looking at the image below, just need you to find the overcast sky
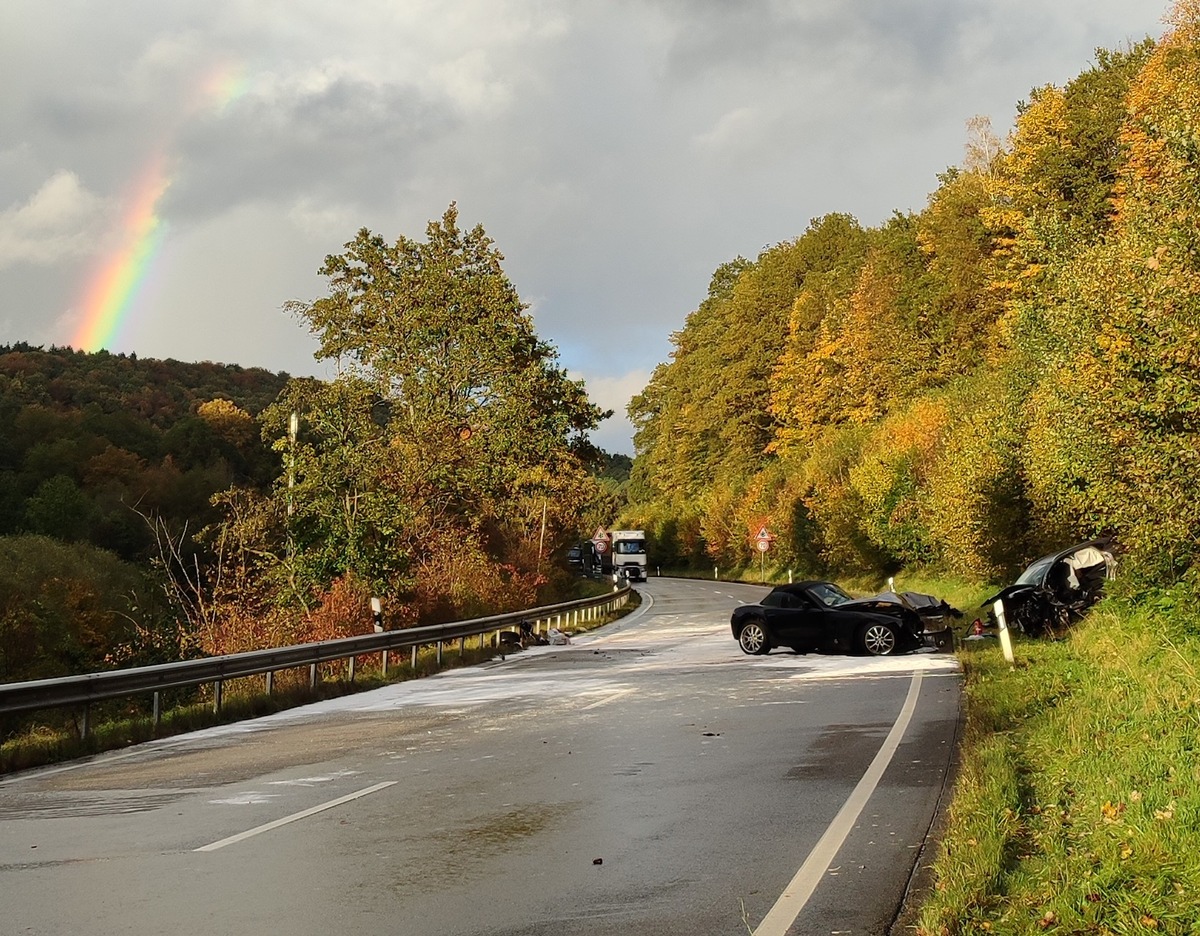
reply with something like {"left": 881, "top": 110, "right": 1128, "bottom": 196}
{"left": 0, "top": 1, "right": 1167, "bottom": 454}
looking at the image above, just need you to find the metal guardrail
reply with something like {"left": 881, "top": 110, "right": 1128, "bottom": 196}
{"left": 0, "top": 585, "right": 632, "bottom": 732}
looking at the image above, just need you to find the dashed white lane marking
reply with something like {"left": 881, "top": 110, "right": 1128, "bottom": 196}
{"left": 195, "top": 781, "right": 397, "bottom": 852}
{"left": 752, "top": 673, "right": 924, "bottom": 936}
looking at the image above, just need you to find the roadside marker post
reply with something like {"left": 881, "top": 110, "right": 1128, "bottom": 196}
{"left": 993, "top": 599, "right": 1015, "bottom": 664}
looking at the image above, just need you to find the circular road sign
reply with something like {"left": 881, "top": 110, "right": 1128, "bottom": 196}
{"left": 756, "top": 538, "right": 770, "bottom": 552}
{"left": 593, "top": 539, "right": 609, "bottom": 554}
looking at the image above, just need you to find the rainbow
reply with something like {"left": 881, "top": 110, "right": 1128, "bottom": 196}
{"left": 71, "top": 63, "right": 248, "bottom": 353}
{"left": 72, "top": 155, "right": 171, "bottom": 352}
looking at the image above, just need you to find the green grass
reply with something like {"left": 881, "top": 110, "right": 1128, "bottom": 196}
{"left": 1, "top": 594, "right": 636, "bottom": 776}
{"left": 915, "top": 592, "right": 1200, "bottom": 935}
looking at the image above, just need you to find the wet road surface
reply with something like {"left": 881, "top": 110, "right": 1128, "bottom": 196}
{"left": 0, "top": 577, "right": 960, "bottom": 935}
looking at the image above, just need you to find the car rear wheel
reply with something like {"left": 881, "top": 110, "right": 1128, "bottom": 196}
{"left": 859, "top": 622, "right": 898, "bottom": 656}
{"left": 738, "top": 621, "right": 770, "bottom": 655}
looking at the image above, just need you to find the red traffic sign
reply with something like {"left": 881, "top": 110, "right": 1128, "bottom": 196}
{"left": 755, "top": 525, "right": 772, "bottom": 541}
{"left": 756, "top": 538, "right": 771, "bottom": 552}
{"left": 593, "top": 538, "right": 608, "bottom": 554}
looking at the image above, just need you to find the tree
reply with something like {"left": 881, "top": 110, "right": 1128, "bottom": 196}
{"left": 270, "top": 204, "right": 608, "bottom": 604}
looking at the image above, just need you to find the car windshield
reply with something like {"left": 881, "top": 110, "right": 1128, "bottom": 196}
{"left": 809, "top": 583, "right": 853, "bottom": 607}
{"left": 1015, "top": 555, "right": 1057, "bottom": 586}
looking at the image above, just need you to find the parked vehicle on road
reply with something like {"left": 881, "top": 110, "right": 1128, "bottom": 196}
{"left": 731, "top": 581, "right": 956, "bottom": 656}
{"left": 983, "top": 539, "right": 1115, "bottom": 637}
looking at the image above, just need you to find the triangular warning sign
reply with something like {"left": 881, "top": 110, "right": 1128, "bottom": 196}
{"left": 755, "top": 526, "right": 771, "bottom": 540}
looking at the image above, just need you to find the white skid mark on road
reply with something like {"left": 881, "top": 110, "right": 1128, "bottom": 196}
{"left": 208, "top": 792, "right": 279, "bottom": 806}
{"left": 580, "top": 688, "right": 636, "bottom": 710}
{"left": 268, "top": 769, "right": 361, "bottom": 787}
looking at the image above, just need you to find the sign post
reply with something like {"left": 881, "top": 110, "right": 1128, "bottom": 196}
{"left": 591, "top": 527, "right": 610, "bottom": 573}
{"left": 755, "top": 526, "right": 772, "bottom": 582}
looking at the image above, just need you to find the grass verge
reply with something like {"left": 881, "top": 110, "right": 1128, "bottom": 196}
{"left": 914, "top": 587, "right": 1200, "bottom": 934}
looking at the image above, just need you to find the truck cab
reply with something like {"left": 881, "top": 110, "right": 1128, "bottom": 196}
{"left": 610, "top": 530, "right": 647, "bottom": 581}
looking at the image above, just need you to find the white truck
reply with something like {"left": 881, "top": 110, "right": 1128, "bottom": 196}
{"left": 610, "top": 530, "right": 648, "bottom": 581}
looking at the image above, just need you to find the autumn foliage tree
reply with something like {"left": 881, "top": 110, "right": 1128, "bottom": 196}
{"left": 626, "top": 12, "right": 1195, "bottom": 589}
{"left": 207, "top": 204, "right": 610, "bottom": 634}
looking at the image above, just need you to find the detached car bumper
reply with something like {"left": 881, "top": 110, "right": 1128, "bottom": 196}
{"left": 920, "top": 627, "right": 954, "bottom": 651}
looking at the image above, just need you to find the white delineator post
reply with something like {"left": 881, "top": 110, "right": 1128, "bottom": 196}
{"left": 993, "top": 599, "right": 1015, "bottom": 664}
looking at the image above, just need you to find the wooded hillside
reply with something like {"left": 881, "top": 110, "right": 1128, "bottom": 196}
{"left": 627, "top": 11, "right": 1195, "bottom": 592}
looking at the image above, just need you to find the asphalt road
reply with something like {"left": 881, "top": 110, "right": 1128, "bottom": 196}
{"left": 0, "top": 576, "right": 961, "bottom": 936}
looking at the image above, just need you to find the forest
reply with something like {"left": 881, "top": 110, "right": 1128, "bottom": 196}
{"left": 625, "top": 9, "right": 1199, "bottom": 598}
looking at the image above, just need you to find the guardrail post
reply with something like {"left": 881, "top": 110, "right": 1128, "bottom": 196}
{"left": 411, "top": 645, "right": 418, "bottom": 669}
{"left": 213, "top": 680, "right": 223, "bottom": 714}
{"left": 459, "top": 637, "right": 465, "bottom": 656}
{"left": 152, "top": 691, "right": 161, "bottom": 730}
{"left": 266, "top": 671, "right": 274, "bottom": 696}
{"left": 436, "top": 641, "right": 443, "bottom": 666}
{"left": 382, "top": 650, "right": 389, "bottom": 678}
{"left": 309, "top": 664, "right": 318, "bottom": 690}
{"left": 80, "top": 704, "right": 90, "bottom": 739}
{"left": 349, "top": 655, "right": 356, "bottom": 683}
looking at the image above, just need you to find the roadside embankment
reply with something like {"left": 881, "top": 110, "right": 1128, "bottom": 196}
{"left": 915, "top": 586, "right": 1200, "bottom": 934}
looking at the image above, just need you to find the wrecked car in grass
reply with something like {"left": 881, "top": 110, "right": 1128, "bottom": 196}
{"left": 731, "top": 581, "right": 958, "bottom": 657}
{"left": 984, "top": 539, "right": 1115, "bottom": 637}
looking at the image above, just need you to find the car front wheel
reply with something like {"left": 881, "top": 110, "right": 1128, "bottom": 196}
{"left": 859, "top": 622, "right": 898, "bottom": 656}
{"left": 738, "top": 621, "right": 770, "bottom": 655}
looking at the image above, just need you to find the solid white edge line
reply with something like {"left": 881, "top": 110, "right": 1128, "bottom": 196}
{"left": 625, "top": 589, "right": 654, "bottom": 622}
{"left": 195, "top": 780, "right": 397, "bottom": 852}
{"left": 752, "top": 673, "right": 924, "bottom": 936}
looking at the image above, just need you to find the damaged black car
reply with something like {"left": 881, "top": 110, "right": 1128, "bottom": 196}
{"left": 731, "top": 581, "right": 958, "bottom": 657}
{"left": 984, "top": 539, "right": 1115, "bottom": 637}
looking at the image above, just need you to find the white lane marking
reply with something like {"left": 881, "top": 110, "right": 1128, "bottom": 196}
{"left": 195, "top": 781, "right": 397, "bottom": 852}
{"left": 753, "top": 674, "right": 924, "bottom": 936}
{"left": 580, "top": 688, "right": 635, "bottom": 710}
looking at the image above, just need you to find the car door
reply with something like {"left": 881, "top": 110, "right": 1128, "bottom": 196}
{"left": 772, "top": 591, "right": 823, "bottom": 650}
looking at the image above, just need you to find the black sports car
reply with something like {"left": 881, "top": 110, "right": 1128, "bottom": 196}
{"left": 983, "top": 539, "right": 1115, "bottom": 637}
{"left": 730, "top": 581, "right": 956, "bottom": 656}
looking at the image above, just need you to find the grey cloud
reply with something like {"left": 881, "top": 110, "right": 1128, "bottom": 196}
{"left": 166, "top": 77, "right": 458, "bottom": 222}
{"left": 0, "top": 0, "right": 1171, "bottom": 455}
